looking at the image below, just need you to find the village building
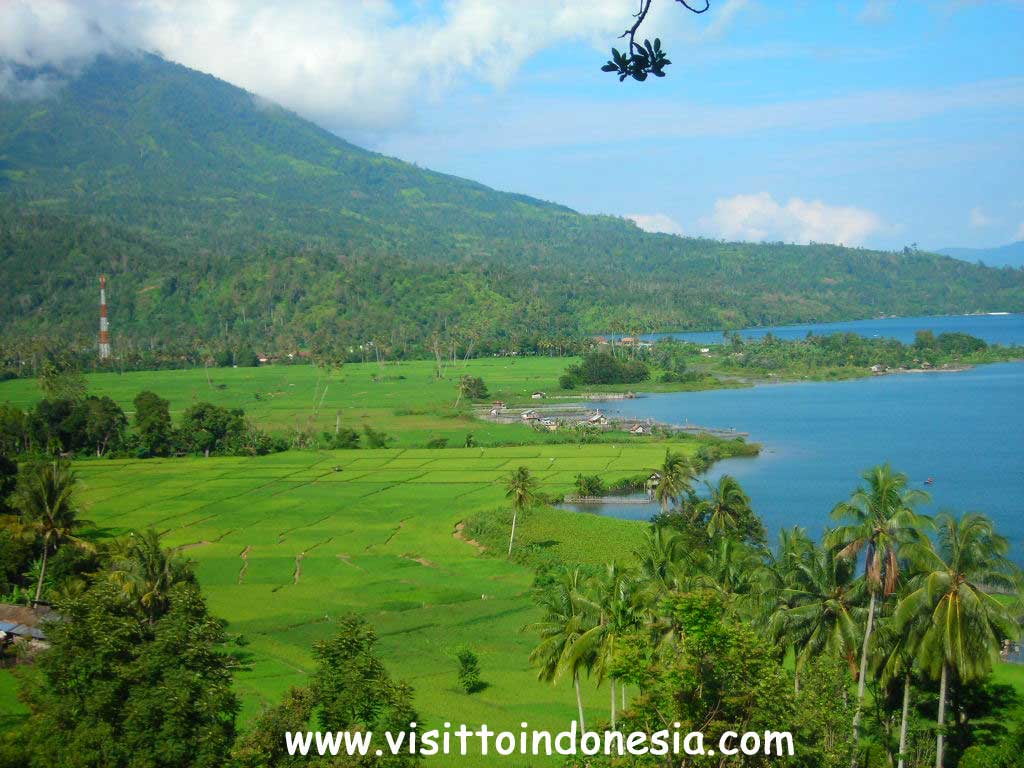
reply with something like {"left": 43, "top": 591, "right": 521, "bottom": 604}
{"left": 587, "top": 410, "right": 609, "bottom": 426}
{"left": 0, "top": 603, "right": 60, "bottom": 660}
{"left": 630, "top": 423, "right": 651, "bottom": 435}
{"left": 531, "top": 391, "right": 547, "bottom": 399}
{"left": 521, "top": 409, "right": 540, "bottom": 421}
{"left": 538, "top": 418, "right": 558, "bottom": 431}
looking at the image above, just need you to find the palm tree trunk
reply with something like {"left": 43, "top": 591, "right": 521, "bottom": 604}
{"left": 610, "top": 679, "right": 616, "bottom": 730}
{"left": 574, "top": 671, "right": 586, "bottom": 732}
{"left": 935, "top": 662, "right": 947, "bottom": 768}
{"left": 897, "top": 671, "right": 911, "bottom": 768}
{"left": 33, "top": 544, "right": 49, "bottom": 604}
{"left": 851, "top": 589, "right": 877, "bottom": 766}
{"left": 507, "top": 510, "right": 518, "bottom": 556}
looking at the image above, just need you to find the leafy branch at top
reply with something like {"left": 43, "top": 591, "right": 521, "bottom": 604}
{"left": 602, "top": 0, "right": 710, "bottom": 82}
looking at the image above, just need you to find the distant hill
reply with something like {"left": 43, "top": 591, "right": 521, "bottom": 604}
{"left": 938, "top": 242, "right": 1024, "bottom": 269}
{"left": 1, "top": 53, "right": 1023, "bottom": 356}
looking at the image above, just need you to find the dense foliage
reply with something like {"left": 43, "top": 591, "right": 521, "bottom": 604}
{"left": 2, "top": 54, "right": 1022, "bottom": 360}
{"left": 510, "top": 458, "right": 1024, "bottom": 768}
{"left": 561, "top": 352, "right": 650, "bottom": 388}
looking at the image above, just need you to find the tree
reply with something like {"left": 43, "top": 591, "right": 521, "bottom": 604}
{"left": 107, "top": 528, "right": 195, "bottom": 624}
{"left": 770, "top": 541, "right": 862, "bottom": 691}
{"left": 827, "top": 463, "right": 930, "bottom": 759}
{"left": 133, "top": 390, "right": 174, "bottom": 457}
{"left": 308, "top": 614, "right": 420, "bottom": 766}
{"left": 180, "top": 403, "right": 246, "bottom": 457}
{"left": 457, "top": 375, "right": 489, "bottom": 403}
{"left": 38, "top": 359, "right": 86, "bottom": 402}
{"left": 362, "top": 424, "right": 392, "bottom": 449}
{"left": 563, "top": 564, "right": 642, "bottom": 729}
{"left": 456, "top": 647, "right": 484, "bottom": 693}
{"left": 652, "top": 448, "right": 693, "bottom": 513}
{"left": 602, "top": 1, "right": 710, "bottom": 82}
{"left": 696, "top": 474, "right": 764, "bottom": 544}
{"left": 231, "top": 687, "right": 314, "bottom": 768}
{"left": 504, "top": 465, "right": 539, "bottom": 556}
{"left": 526, "top": 567, "right": 593, "bottom": 730}
{"left": 15, "top": 580, "right": 238, "bottom": 768}
{"left": 896, "top": 513, "right": 1021, "bottom": 768}
{"left": 8, "top": 461, "right": 94, "bottom": 604}
{"left": 80, "top": 395, "right": 127, "bottom": 456}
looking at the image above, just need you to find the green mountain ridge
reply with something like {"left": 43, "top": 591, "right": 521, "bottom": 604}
{"left": 1, "top": 52, "right": 1022, "bottom": 357}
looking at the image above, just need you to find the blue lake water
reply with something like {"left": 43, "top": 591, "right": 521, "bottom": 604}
{"left": 584, "top": 322, "right": 1024, "bottom": 557}
{"left": 645, "top": 312, "right": 1024, "bottom": 347}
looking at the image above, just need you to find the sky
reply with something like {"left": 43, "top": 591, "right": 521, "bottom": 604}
{"left": 1, "top": 0, "right": 1023, "bottom": 251}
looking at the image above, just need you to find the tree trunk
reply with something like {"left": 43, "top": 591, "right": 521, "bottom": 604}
{"left": 851, "top": 589, "right": 877, "bottom": 766}
{"left": 621, "top": 681, "right": 626, "bottom": 712}
{"left": 935, "top": 662, "right": 947, "bottom": 768}
{"left": 574, "top": 671, "right": 586, "bottom": 732}
{"left": 507, "top": 509, "right": 518, "bottom": 556}
{"left": 33, "top": 544, "right": 49, "bottom": 604}
{"left": 610, "top": 679, "right": 617, "bottom": 730}
{"left": 897, "top": 671, "right": 911, "bottom": 768}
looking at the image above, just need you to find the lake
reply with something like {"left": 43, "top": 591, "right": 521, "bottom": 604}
{"left": 583, "top": 316, "right": 1024, "bottom": 557}
{"left": 645, "top": 312, "right": 1024, "bottom": 347}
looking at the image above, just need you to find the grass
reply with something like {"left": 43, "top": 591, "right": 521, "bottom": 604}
{"left": 2, "top": 362, "right": 1021, "bottom": 764}
{"left": 0, "top": 442, "right": 690, "bottom": 766}
{"left": 0, "top": 358, "right": 581, "bottom": 433}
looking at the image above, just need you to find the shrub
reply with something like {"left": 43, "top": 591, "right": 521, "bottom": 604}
{"left": 456, "top": 647, "right": 483, "bottom": 693}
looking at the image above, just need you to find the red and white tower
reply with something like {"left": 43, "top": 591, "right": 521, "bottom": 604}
{"left": 98, "top": 276, "right": 111, "bottom": 359}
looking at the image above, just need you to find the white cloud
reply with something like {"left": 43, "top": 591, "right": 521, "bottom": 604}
{"left": 0, "top": 0, "right": 737, "bottom": 131}
{"left": 1015, "top": 222, "right": 1024, "bottom": 241}
{"left": 627, "top": 213, "right": 684, "bottom": 236}
{"left": 703, "top": 192, "right": 882, "bottom": 246}
{"left": 968, "top": 206, "right": 995, "bottom": 228}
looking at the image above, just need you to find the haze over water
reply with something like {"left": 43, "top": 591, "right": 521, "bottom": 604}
{"left": 589, "top": 315, "right": 1024, "bottom": 558}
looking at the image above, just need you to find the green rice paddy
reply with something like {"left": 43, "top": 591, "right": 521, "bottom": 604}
{"left": 4, "top": 440, "right": 680, "bottom": 766}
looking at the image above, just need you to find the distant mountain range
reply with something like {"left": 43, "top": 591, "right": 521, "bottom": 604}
{"left": 938, "top": 242, "right": 1024, "bottom": 269}
{"left": 1, "top": 53, "right": 1022, "bottom": 354}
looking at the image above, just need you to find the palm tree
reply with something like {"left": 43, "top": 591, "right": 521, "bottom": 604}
{"left": 504, "top": 466, "right": 539, "bottom": 557}
{"left": 9, "top": 461, "right": 94, "bottom": 604}
{"left": 895, "top": 513, "right": 1021, "bottom": 768}
{"left": 108, "top": 528, "right": 194, "bottom": 623}
{"left": 827, "top": 463, "right": 930, "bottom": 755}
{"left": 871, "top": 613, "right": 921, "bottom": 768}
{"left": 633, "top": 525, "right": 688, "bottom": 590}
{"left": 526, "top": 568, "right": 594, "bottom": 730}
{"left": 770, "top": 541, "right": 863, "bottom": 692}
{"left": 565, "top": 564, "right": 642, "bottom": 729}
{"left": 652, "top": 449, "right": 693, "bottom": 513}
{"left": 696, "top": 474, "right": 755, "bottom": 540}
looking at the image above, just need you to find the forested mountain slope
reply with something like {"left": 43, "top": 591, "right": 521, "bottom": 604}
{"left": 1, "top": 53, "right": 1021, "bottom": 355}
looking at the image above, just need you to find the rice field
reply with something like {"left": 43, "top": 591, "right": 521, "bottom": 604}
{"left": 0, "top": 358, "right": 583, "bottom": 444}
{"left": 33, "top": 442, "right": 677, "bottom": 766}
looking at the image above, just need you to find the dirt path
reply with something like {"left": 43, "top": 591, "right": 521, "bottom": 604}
{"left": 453, "top": 521, "right": 485, "bottom": 554}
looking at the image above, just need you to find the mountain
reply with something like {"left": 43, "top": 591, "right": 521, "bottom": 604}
{"left": 1, "top": 53, "right": 1023, "bottom": 357}
{"left": 938, "top": 242, "right": 1024, "bottom": 269}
